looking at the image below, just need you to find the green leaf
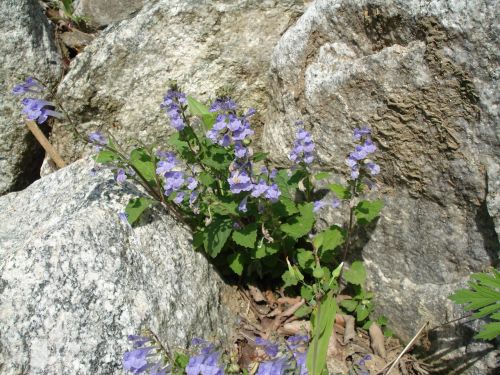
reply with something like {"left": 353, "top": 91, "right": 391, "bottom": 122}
{"left": 252, "top": 242, "right": 279, "bottom": 259}
{"left": 201, "top": 112, "right": 218, "bottom": 130}
{"left": 202, "top": 147, "right": 232, "bottom": 171}
{"left": 307, "top": 293, "right": 337, "bottom": 375}
{"left": 125, "top": 197, "right": 154, "bottom": 225}
{"left": 174, "top": 352, "right": 189, "bottom": 369}
{"left": 301, "top": 285, "right": 314, "bottom": 301}
{"left": 228, "top": 252, "right": 246, "bottom": 276}
{"left": 356, "top": 304, "right": 371, "bottom": 321}
{"left": 343, "top": 261, "right": 367, "bottom": 286}
{"left": 192, "top": 230, "right": 205, "bottom": 249}
{"left": 280, "top": 202, "right": 315, "bottom": 239}
{"left": 187, "top": 96, "right": 210, "bottom": 116}
{"left": 212, "top": 196, "right": 239, "bottom": 216}
{"left": 475, "top": 322, "right": 500, "bottom": 340}
{"left": 252, "top": 152, "right": 269, "bottom": 162}
{"left": 130, "top": 148, "right": 157, "bottom": 186}
{"left": 295, "top": 305, "right": 313, "bottom": 318}
{"left": 272, "top": 197, "right": 299, "bottom": 217}
{"left": 354, "top": 199, "right": 384, "bottom": 225}
{"left": 328, "top": 183, "right": 351, "bottom": 199}
{"left": 313, "top": 266, "right": 325, "bottom": 279}
{"left": 297, "top": 249, "right": 315, "bottom": 272}
{"left": 340, "top": 299, "right": 358, "bottom": 312}
{"left": 282, "top": 270, "right": 299, "bottom": 288}
{"left": 94, "top": 149, "right": 118, "bottom": 164}
{"left": 315, "top": 226, "right": 345, "bottom": 251}
{"left": 198, "top": 172, "right": 216, "bottom": 187}
{"left": 203, "top": 217, "right": 233, "bottom": 258}
{"left": 232, "top": 223, "right": 258, "bottom": 249}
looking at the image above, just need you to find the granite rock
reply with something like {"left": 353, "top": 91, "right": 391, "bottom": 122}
{"left": 263, "top": 0, "right": 498, "bottom": 372}
{"left": 49, "top": 0, "right": 305, "bottom": 163}
{"left": 0, "top": 0, "right": 62, "bottom": 194}
{"left": 74, "top": 0, "right": 150, "bottom": 27}
{"left": 0, "top": 158, "right": 234, "bottom": 374}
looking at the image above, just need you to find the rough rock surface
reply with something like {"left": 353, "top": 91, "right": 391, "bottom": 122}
{"left": 50, "top": 0, "right": 305, "bottom": 163}
{"left": 0, "top": 0, "right": 62, "bottom": 194}
{"left": 0, "top": 159, "right": 234, "bottom": 374}
{"left": 74, "top": 0, "right": 150, "bottom": 26}
{"left": 263, "top": 0, "right": 498, "bottom": 372}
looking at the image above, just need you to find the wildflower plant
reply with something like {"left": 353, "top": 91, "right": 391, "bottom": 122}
{"left": 88, "top": 83, "right": 384, "bottom": 374}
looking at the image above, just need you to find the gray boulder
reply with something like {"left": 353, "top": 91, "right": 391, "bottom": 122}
{"left": 0, "top": 159, "right": 234, "bottom": 374}
{"left": 263, "top": 0, "right": 498, "bottom": 372}
{"left": 49, "top": 0, "right": 304, "bottom": 163}
{"left": 74, "top": 0, "right": 150, "bottom": 27}
{"left": 0, "top": 0, "right": 62, "bottom": 194}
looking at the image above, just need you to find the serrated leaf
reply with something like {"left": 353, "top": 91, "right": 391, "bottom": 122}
{"left": 273, "top": 197, "right": 299, "bottom": 217}
{"left": 355, "top": 199, "right": 384, "bottom": 225}
{"left": 328, "top": 183, "right": 351, "bottom": 199}
{"left": 474, "top": 322, "right": 500, "bottom": 340}
{"left": 280, "top": 202, "right": 315, "bottom": 239}
{"left": 313, "top": 226, "right": 346, "bottom": 261}
{"left": 313, "top": 266, "right": 325, "bottom": 279}
{"left": 130, "top": 148, "right": 157, "bottom": 186}
{"left": 295, "top": 305, "right": 313, "bottom": 318}
{"left": 125, "top": 197, "right": 154, "bottom": 225}
{"left": 282, "top": 270, "right": 299, "bottom": 288}
{"left": 199, "top": 172, "right": 216, "bottom": 187}
{"left": 343, "top": 261, "right": 366, "bottom": 286}
{"left": 301, "top": 285, "right": 314, "bottom": 301}
{"left": 228, "top": 252, "right": 246, "bottom": 276}
{"left": 252, "top": 242, "right": 279, "bottom": 259}
{"left": 203, "top": 217, "right": 233, "bottom": 258}
{"left": 212, "top": 197, "right": 239, "bottom": 216}
{"left": 202, "top": 147, "right": 232, "bottom": 171}
{"left": 94, "top": 149, "right": 118, "bottom": 163}
{"left": 232, "top": 223, "right": 258, "bottom": 249}
{"left": 297, "top": 249, "right": 315, "bottom": 271}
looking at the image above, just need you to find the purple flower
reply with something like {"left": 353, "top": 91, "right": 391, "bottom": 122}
{"left": 351, "top": 165, "right": 360, "bottom": 179}
{"left": 238, "top": 196, "right": 248, "bottom": 212}
{"left": 89, "top": 131, "right": 107, "bottom": 146}
{"left": 251, "top": 180, "right": 269, "bottom": 198}
{"left": 363, "top": 139, "right": 377, "bottom": 154}
{"left": 127, "top": 335, "right": 150, "bottom": 348}
{"left": 313, "top": 200, "right": 327, "bottom": 213}
{"left": 269, "top": 169, "right": 277, "bottom": 180}
{"left": 289, "top": 127, "right": 315, "bottom": 165}
{"left": 228, "top": 170, "right": 253, "bottom": 194}
{"left": 234, "top": 142, "right": 248, "bottom": 159}
{"left": 314, "top": 198, "right": 341, "bottom": 213}
{"left": 218, "top": 134, "right": 231, "bottom": 147}
{"left": 256, "top": 356, "right": 289, "bottom": 375}
{"left": 366, "top": 162, "right": 380, "bottom": 176}
{"left": 119, "top": 212, "right": 129, "bottom": 224}
{"left": 350, "top": 145, "right": 368, "bottom": 161}
{"left": 187, "top": 177, "right": 198, "bottom": 190}
{"left": 161, "top": 89, "right": 187, "bottom": 131}
{"left": 116, "top": 169, "right": 127, "bottom": 183}
{"left": 264, "top": 184, "right": 281, "bottom": 202}
{"left": 12, "top": 77, "right": 44, "bottom": 96}
{"left": 174, "top": 192, "right": 185, "bottom": 204}
{"left": 21, "top": 98, "right": 62, "bottom": 124}
{"left": 210, "top": 97, "right": 237, "bottom": 112}
{"left": 123, "top": 347, "right": 152, "bottom": 373}
{"left": 156, "top": 153, "right": 178, "bottom": 176}
{"left": 186, "top": 341, "right": 224, "bottom": 375}
{"left": 353, "top": 126, "right": 371, "bottom": 141}
{"left": 255, "top": 337, "right": 279, "bottom": 358}
{"left": 189, "top": 191, "right": 199, "bottom": 205}
{"left": 164, "top": 171, "right": 185, "bottom": 196}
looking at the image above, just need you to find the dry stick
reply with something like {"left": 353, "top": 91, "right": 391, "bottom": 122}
{"left": 25, "top": 120, "right": 67, "bottom": 169}
{"left": 378, "top": 321, "right": 429, "bottom": 375}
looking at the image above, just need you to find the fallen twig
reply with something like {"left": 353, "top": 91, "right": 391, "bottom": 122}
{"left": 26, "top": 120, "right": 66, "bottom": 169}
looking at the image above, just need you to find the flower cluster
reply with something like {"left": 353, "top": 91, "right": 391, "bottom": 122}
{"left": 186, "top": 338, "right": 224, "bottom": 375}
{"left": 12, "top": 77, "right": 62, "bottom": 124}
{"left": 156, "top": 150, "right": 198, "bottom": 205}
{"left": 254, "top": 335, "right": 309, "bottom": 375}
{"left": 289, "top": 126, "right": 315, "bottom": 165}
{"left": 345, "top": 127, "right": 379, "bottom": 180}
{"left": 313, "top": 197, "right": 340, "bottom": 213}
{"left": 206, "top": 98, "right": 255, "bottom": 149}
{"left": 161, "top": 89, "right": 187, "bottom": 131}
{"left": 123, "top": 334, "right": 167, "bottom": 375}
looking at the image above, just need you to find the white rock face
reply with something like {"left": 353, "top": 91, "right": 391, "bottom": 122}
{"left": 50, "top": 0, "right": 305, "bottom": 163}
{"left": 263, "top": 0, "right": 498, "bottom": 373}
{"left": 74, "top": 0, "right": 150, "bottom": 26}
{"left": 0, "top": 0, "right": 62, "bottom": 194}
{"left": 0, "top": 159, "right": 234, "bottom": 374}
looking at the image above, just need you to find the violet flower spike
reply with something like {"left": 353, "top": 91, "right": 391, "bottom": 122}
{"left": 12, "top": 77, "right": 45, "bottom": 96}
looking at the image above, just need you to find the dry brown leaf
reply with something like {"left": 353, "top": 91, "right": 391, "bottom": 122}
{"left": 248, "top": 285, "right": 266, "bottom": 303}
{"left": 369, "top": 322, "right": 387, "bottom": 359}
{"left": 280, "top": 320, "right": 311, "bottom": 335}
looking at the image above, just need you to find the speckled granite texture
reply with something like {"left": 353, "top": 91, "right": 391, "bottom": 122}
{"left": 0, "top": 158, "right": 234, "bottom": 374}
